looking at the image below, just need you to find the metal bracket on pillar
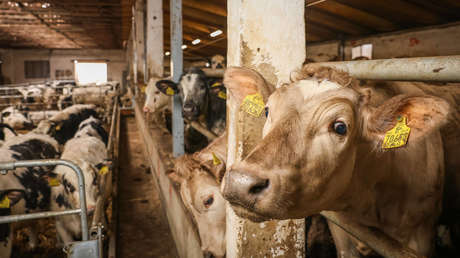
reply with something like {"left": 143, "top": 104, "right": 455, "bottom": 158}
{"left": 170, "top": 0, "right": 184, "bottom": 157}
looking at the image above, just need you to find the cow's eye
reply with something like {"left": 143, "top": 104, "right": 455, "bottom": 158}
{"left": 264, "top": 107, "right": 269, "bottom": 117}
{"left": 332, "top": 121, "right": 347, "bottom": 135}
{"left": 203, "top": 196, "right": 214, "bottom": 208}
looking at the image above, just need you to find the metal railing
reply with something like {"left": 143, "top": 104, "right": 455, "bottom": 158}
{"left": 0, "top": 159, "right": 89, "bottom": 241}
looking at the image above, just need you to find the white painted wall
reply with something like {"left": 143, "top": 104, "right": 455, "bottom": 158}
{"left": 0, "top": 49, "right": 126, "bottom": 84}
{"left": 306, "top": 22, "right": 460, "bottom": 62}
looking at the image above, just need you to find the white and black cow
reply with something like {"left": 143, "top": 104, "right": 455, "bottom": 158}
{"left": 51, "top": 120, "right": 108, "bottom": 244}
{"left": 155, "top": 67, "right": 226, "bottom": 135}
{"left": 74, "top": 116, "right": 109, "bottom": 146}
{"left": 0, "top": 133, "right": 60, "bottom": 257}
{"left": 34, "top": 104, "right": 99, "bottom": 145}
{"left": 210, "top": 54, "right": 226, "bottom": 70}
{"left": 0, "top": 124, "right": 17, "bottom": 146}
{"left": 1, "top": 106, "right": 33, "bottom": 130}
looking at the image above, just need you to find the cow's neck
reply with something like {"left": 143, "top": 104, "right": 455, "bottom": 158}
{"left": 332, "top": 138, "right": 443, "bottom": 245}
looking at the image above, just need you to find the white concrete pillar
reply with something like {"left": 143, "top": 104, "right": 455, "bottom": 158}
{"left": 226, "top": 0, "right": 306, "bottom": 257}
{"left": 146, "top": 0, "right": 164, "bottom": 78}
{"left": 135, "top": 0, "right": 146, "bottom": 83}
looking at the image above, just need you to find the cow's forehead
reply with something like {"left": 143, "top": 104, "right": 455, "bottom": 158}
{"left": 295, "top": 79, "right": 342, "bottom": 100}
{"left": 181, "top": 73, "right": 204, "bottom": 96}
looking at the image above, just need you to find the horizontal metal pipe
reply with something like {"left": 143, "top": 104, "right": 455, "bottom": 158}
{"left": 0, "top": 209, "right": 81, "bottom": 224}
{"left": 321, "top": 211, "right": 424, "bottom": 258}
{"left": 186, "top": 120, "right": 218, "bottom": 140}
{"left": 0, "top": 159, "right": 89, "bottom": 241}
{"left": 202, "top": 68, "right": 224, "bottom": 78}
{"left": 310, "top": 55, "right": 460, "bottom": 82}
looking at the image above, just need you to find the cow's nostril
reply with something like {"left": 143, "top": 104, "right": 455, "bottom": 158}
{"left": 249, "top": 179, "right": 269, "bottom": 195}
{"left": 203, "top": 251, "right": 215, "bottom": 258}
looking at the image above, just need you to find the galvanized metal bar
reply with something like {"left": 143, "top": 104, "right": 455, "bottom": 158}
{"left": 202, "top": 68, "right": 224, "bottom": 78}
{"left": 0, "top": 209, "right": 81, "bottom": 224}
{"left": 321, "top": 211, "right": 424, "bottom": 258}
{"left": 132, "top": 5, "right": 138, "bottom": 96}
{"left": 311, "top": 55, "right": 460, "bottom": 82}
{"left": 0, "top": 159, "right": 89, "bottom": 241}
{"left": 170, "top": 0, "right": 185, "bottom": 157}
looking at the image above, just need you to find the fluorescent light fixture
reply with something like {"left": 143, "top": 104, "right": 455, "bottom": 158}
{"left": 205, "top": 62, "right": 210, "bottom": 67}
{"left": 182, "top": 45, "right": 187, "bottom": 50}
{"left": 192, "top": 39, "right": 201, "bottom": 45}
{"left": 210, "top": 29, "right": 223, "bottom": 37}
{"left": 165, "top": 51, "right": 170, "bottom": 56}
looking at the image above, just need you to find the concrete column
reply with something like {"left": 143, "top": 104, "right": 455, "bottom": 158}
{"left": 146, "top": 0, "right": 164, "bottom": 78}
{"left": 135, "top": 0, "right": 146, "bottom": 83}
{"left": 226, "top": 1, "right": 306, "bottom": 257}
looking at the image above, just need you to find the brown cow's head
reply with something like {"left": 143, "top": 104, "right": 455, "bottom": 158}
{"left": 169, "top": 153, "right": 227, "bottom": 258}
{"left": 221, "top": 66, "right": 450, "bottom": 222}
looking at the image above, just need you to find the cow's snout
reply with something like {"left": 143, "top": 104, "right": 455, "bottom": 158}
{"left": 143, "top": 106, "right": 150, "bottom": 113}
{"left": 216, "top": 64, "right": 223, "bottom": 69}
{"left": 87, "top": 205, "right": 96, "bottom": 216}
{"left": 222, "top": 169, "right": 269, "bottom": 208}
{"left": 183, "top": 103, "right": 195, "bottom": 113}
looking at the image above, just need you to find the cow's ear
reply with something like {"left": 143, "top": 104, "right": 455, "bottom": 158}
{"left": 168, "top": 172, "right": 184, "bottom": 187}
{"left": 200, "top": 153, "right": 226, "bottom": 183}
{"left": 155, "top": 80, "right": 178, "bottom": 96}
{"left": 365, "top": 95, "right": 450, "bottom": 145}
{"left": 223, "top": 67, "right": 274, "bottom": 104}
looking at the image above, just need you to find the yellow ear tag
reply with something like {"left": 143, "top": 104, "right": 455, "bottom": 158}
{"left": 48, "top": 177, "right": 60, "bottom": 187}
{"left": 99, "top": 166, "right": 109, "bottom": 175}
{"left": 166, "top": 87, "right": 175, "bottom": 96}
{"left": 217, "top": 91, "right": 227, "bottom": 100}
{"left": 211, "top": 82, "right": 222, "bottom": 88}
{"left": 241, "top": 93, "right": 265, "bottom": 117}
{"left": 55, "top": 125, "right": 61, "bottom": 131}
{"left": 212, "top": 152, "right": 221, "bottom": 166}
{"left": 0, "top": 196, "right": 10, "bottom": 208}
{"left": 141, "top": 86, "right": 146, "bottom": 93}
{"left": 382, "top": 116, "right": 411, "bottom": 149}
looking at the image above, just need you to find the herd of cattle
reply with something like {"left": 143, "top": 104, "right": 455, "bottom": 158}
{"left": 0, "top": 101, "right": 110, "bottom": 257}
{"left": 143, "top": 61, "right": 460, "bottom": 258}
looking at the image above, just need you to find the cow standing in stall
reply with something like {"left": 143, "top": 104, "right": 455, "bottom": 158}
{"left": 221, "top": 66, "right": 460, "bottom": 257}
{"left": 168, "top": 134, "right": 228, "bottom": 258}
{"left": 50, "top": 117, "right": 108, "bottom": 244}
{"left": 34, "top": 104, "right": 99, "bottom": 145}
{"left": 0, "top": 133, "right": 61, "bottom": 258}
{"left": 155, "top": 67, "right": 226, "bottom": 136}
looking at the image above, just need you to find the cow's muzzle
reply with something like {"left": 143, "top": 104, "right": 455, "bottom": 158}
{"left": 222, "top": 169, "right": 269, "bottom": 211}
{"left": 182, "top": 103, "right": 199, "bottom": 120}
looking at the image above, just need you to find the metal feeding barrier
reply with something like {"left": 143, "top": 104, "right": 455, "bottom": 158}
{"left": 0, "top": 159, "right": 104, "bottom": 258}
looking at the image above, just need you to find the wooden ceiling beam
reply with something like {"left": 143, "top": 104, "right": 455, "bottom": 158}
{"left": 332, "top": 0, "right": 446, "bottom": 28}
{"left": 313, "top": 0, "right": 399, "bottom": 32}
{"left": 182, "top": 0, "right": 226, "bottom": 17}
{"left": 307, "top": 8, "right": 374, "bottom": 35}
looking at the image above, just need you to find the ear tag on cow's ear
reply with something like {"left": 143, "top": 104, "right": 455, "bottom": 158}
{"left": 241, "top": 93, "right": 265, "bottom": 117}
{"left": 382, "top": 116, "right": 411, "bottom": 149}
{"left": 166, "top": 87, "right": 175, "bottom": 96}
{"left": 48, "top": 177, "right": 61, "bottom": 187}
{"left": 99, "top": 166, "right": 109, "bottom": 175}
{"left": 217, "top": 91, "right": 227, "bottom": 100}
{"left": 211, "top": 82, "right": 223, "bottom": 88}
{"left": 0, "top": 196, "right": 10, "bottom": 208}
{"left": 141, "top": 86, "right": 146, "bottom": 93}
{"left": 212, "top": 152, "right": 221, "bottom": 166}
{"left": 55, "top": 125, "right": 61, "bottom": 131}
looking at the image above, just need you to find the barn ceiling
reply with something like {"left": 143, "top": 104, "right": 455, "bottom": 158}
{"left": 0, "top": 0, "right": 459, "bottom": 59}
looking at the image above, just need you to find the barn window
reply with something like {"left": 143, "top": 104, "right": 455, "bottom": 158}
{"left": 24, "top": 60, "right": 50, "bottom": 79}
{"left": 351, "top": 44, "right": 373, "bottom": 60}
{"left": 74, "top": 61, "right": 107, "bottom": 84}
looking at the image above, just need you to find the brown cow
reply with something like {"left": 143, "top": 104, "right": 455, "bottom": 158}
{"left": 169, "top": 133, "right": 227, "bottom": 258}
{"left": 221, "top": 66, "right": 460, "bottom": 257}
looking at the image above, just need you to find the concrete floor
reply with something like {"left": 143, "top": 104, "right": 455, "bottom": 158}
{"left": 117, "top": 116, "right": 178, "bottom": 258}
